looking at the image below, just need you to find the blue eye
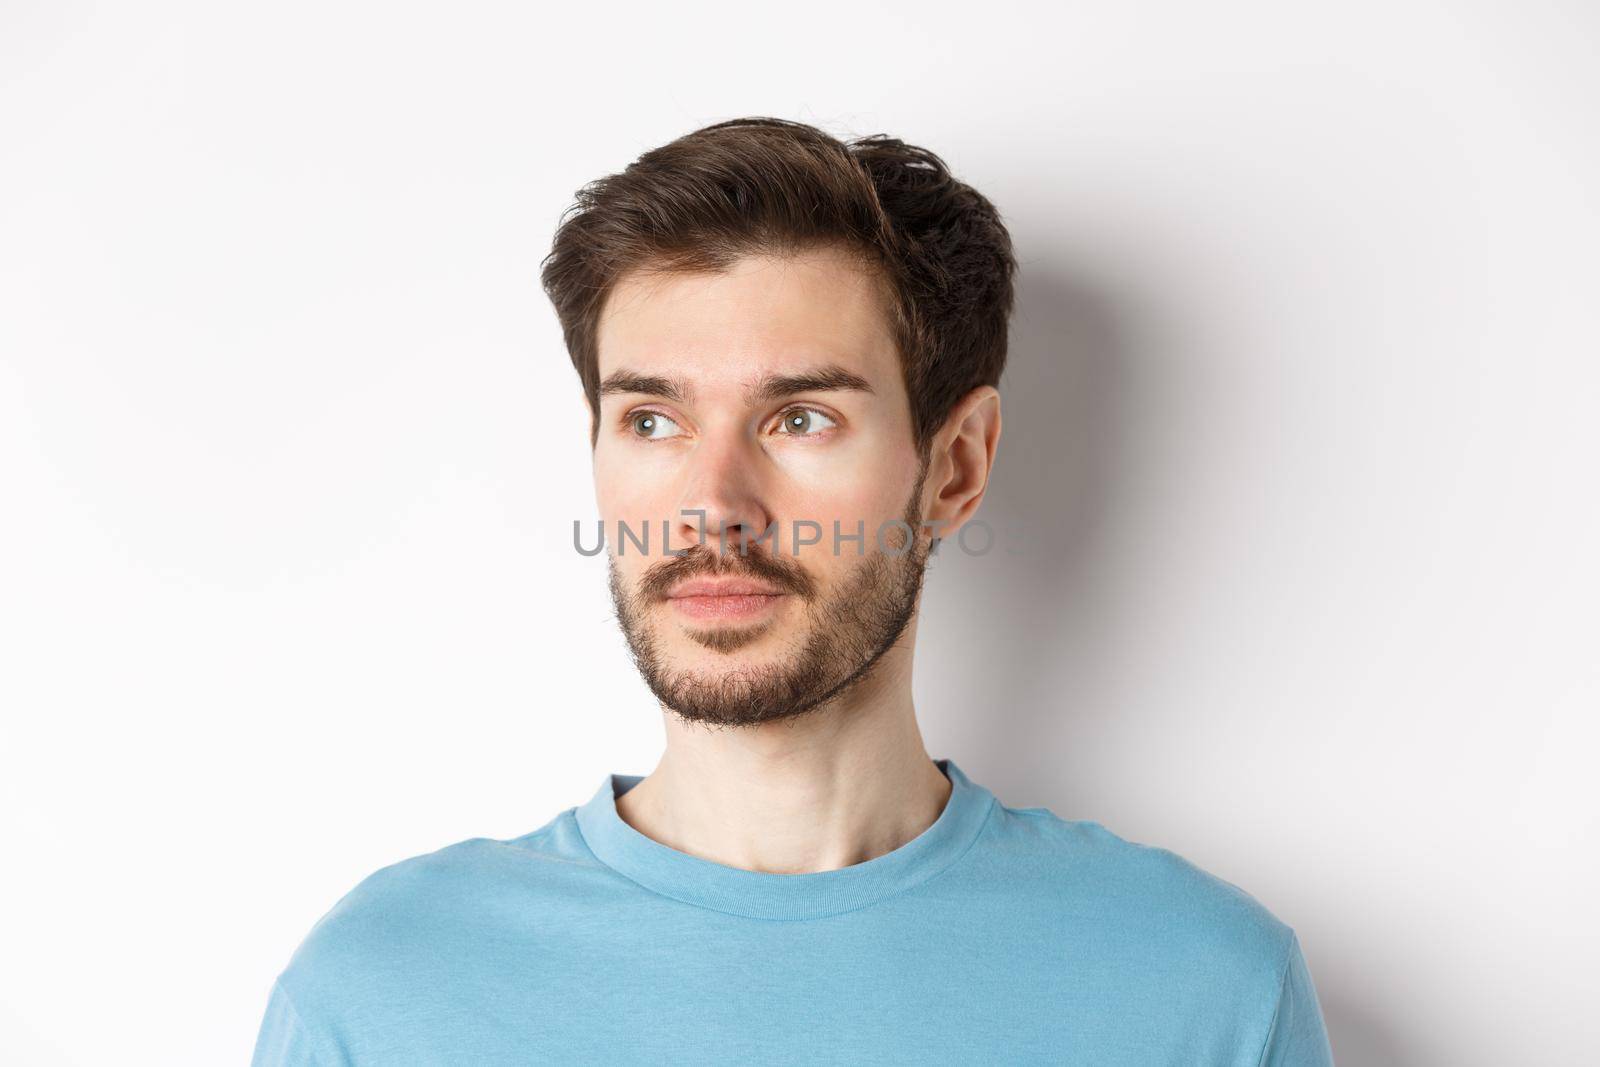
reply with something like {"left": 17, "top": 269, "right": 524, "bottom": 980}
{"left": 775, "top": 407, "right": 837, "bottom": 436}
{"left": 629, "top": 411, "right": 684, "bottom": 439}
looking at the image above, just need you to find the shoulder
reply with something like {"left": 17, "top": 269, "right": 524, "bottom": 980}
{"left": 984, "top": 808, "right": 1331, "bottom": 1063}
{"left": 272, "top": 809, "right": 597, "bottom": 1001}
{"left": 985, "top": 803, "right": 1297, "bottom": 979}
{"left": 253, "top": 810, "right": 605, "bottom": 1062}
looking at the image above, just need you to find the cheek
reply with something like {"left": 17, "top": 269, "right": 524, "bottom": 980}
{"left": 593, "top": 449, "right": 662, "bottom": 519}
{"left": 778, "top": 430, "right": 915, "bottom": 506}
{"left": 782, "top": 458, "right": 912, "bottom": 538}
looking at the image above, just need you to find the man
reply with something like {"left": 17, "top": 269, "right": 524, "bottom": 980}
{"left": 252, "top": 117, "right": 1336, "bottom": 1065}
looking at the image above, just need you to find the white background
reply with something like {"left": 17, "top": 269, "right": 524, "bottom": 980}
{"left": 2, "top": 2, "right": 1595, "bottom": 1063}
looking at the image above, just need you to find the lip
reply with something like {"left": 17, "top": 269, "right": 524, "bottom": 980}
{"left": 666, "top": 578, "right": 788, "bottom": 599}
{"left": 665, "top": 578, "right": 790, "bottom": 623}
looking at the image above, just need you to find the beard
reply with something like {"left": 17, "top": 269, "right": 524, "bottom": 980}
{"left": 607, "top": 464, "right": 933, "bottom": 729}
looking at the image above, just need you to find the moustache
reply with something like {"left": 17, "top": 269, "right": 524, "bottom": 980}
{"left": 637, "top": 544, "right": 817, "bottom": 602}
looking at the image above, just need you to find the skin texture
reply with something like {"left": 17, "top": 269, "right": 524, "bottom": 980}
{"left": 588, "top": 243, "right": 1001, "bottom": 876}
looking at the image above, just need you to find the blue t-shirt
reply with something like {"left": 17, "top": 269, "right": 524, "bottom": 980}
{"left": 252, "top": 758, "right": 1334, "bottom": 1065}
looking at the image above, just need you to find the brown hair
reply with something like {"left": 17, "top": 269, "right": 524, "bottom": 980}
{"left": 539, "top": 116, "right": 1017, "bottom": 459}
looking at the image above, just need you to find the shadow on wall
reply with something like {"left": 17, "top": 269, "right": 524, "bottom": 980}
{"left": 917, "top": 261, "right": 1404, "bottom": 1067}
{"left": 1318, "top": 989, "right": 1411, "bottom": 1066}
{"left": 921, "top": 261, "right": 1131, "bottom": 802}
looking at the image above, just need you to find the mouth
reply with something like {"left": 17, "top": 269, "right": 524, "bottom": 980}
{"left": 668, "top": 592, "right": 789, "bottom": 621}
{"left": 665, "top": 579, "right": 791, "bottom": 622}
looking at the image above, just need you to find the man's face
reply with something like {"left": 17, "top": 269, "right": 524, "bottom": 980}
{"left": 591, "top": 244, "right": 933, "bottom": 728}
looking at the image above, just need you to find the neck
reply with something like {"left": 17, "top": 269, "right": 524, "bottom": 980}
{"left": 613, "top": 645, "right": 951, "bottom": 875}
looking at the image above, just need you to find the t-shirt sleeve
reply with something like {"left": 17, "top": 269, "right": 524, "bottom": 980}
{"left": 1256, "top": 931, "right": 1336, "bottom": 1067}
{"left": 250, "top": 979, "right": 336, "bottom": 1067}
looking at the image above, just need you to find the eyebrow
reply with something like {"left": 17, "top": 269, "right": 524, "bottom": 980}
{"left": 597, "top": 363, "right": 875, "bottom": 406}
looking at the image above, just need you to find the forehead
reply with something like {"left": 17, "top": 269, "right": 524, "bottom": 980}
{"left": 595, "top": 245, "right": 901, "bottom": 392}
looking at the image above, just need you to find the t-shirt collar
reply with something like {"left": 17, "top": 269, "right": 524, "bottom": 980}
{"left": 573, "top": 757, "right": 997, "bottom": 921}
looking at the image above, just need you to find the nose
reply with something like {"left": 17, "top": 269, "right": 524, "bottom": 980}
{"left": 672, "top": 427, "right": 775, "bottom": 556}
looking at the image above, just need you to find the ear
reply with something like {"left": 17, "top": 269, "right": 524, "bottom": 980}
{"left": 582, "top": 390, "right": 596, "bottom": 445}
{"left": 923, "top": 386, "right": 1002, "bottom": 544}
